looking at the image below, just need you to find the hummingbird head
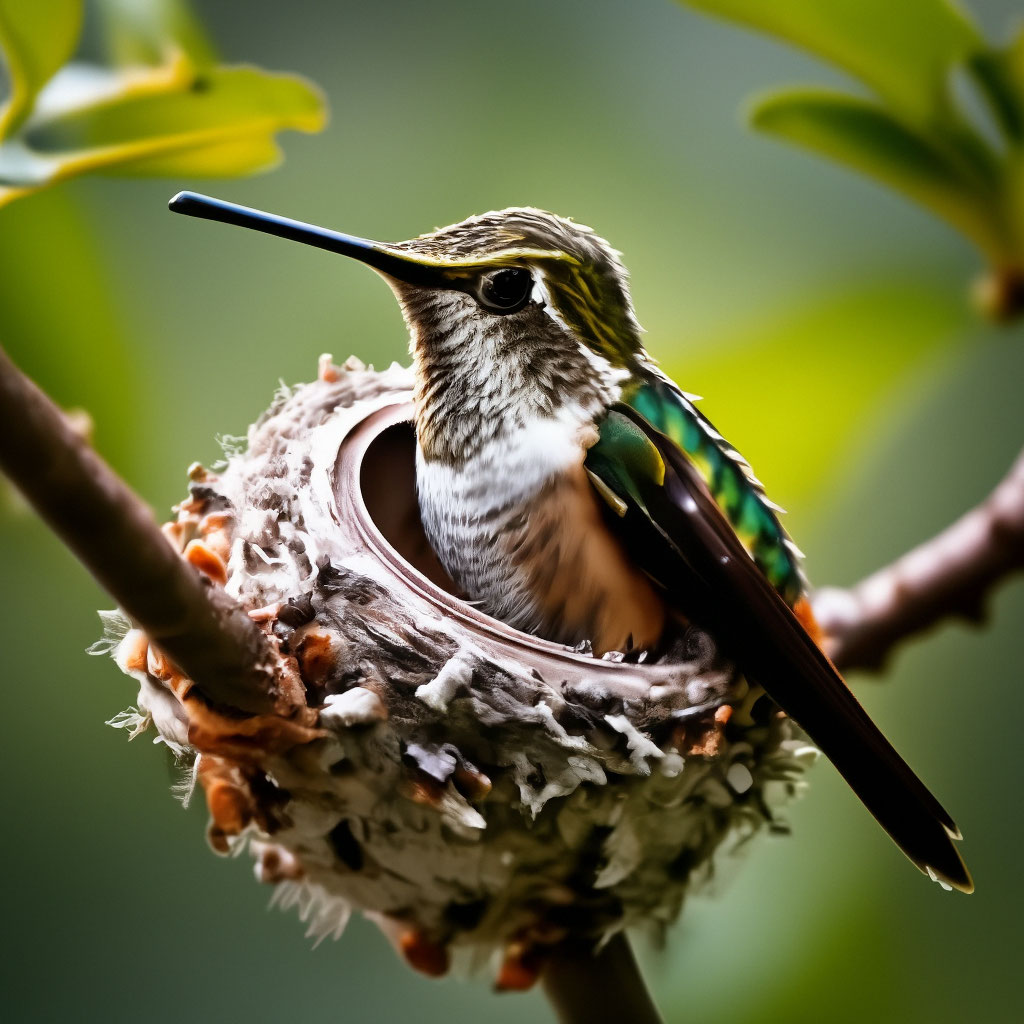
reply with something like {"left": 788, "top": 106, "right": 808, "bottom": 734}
{"left": 169, "top": 194, "right": 646, "bottom": 461}
{"left": 385, "top": 207, "right": 643, "bottom": 362}
{"left": 384, "top": 208, "right": 648, "bottom": 459}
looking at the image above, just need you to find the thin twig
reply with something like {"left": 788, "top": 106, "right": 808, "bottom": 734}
{"left": 542, "top": 933, "right": 663, "bottom": 1024}
{"left": 0, "top": 343, "right": 278, "bottom": 714}
{"left": 815, "top": 448, "right": 1024, "bottom": 672}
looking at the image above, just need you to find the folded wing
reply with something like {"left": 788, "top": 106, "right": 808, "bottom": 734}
{"left": 584, "top": 404, "right": 971, "bottom": 892}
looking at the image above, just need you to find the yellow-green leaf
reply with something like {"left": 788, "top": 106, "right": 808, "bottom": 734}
{"left": 95, "top": 0, "right": 216, "bottom": 70}
{"left": 27, "top": 66, "right": 324, "bottom": 150}
{"left": 0, "top": 0, "right": 83, "bottom": 140}
{"left": 98, "top": 133, "right": 283, "bottom": 178}
{"left": 968, "top": 26, "right": 1024, "bottom": 143}
{"left": 751, "top": 88, "right": 1008, "bottom": 264}
{"left": 0, "top": 65, "right": 326, "bottom": 207}
{"left": 679, "top": 0, "right": 982, "bottom": 128}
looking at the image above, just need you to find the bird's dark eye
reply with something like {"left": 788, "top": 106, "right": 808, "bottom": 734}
{"left": 477, "top": 267, "right": 533, "bottom": 314}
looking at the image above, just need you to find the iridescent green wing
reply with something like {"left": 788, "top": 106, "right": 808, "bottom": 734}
{"left": 623, "top": 373, "right": 805, "bottom": 605}
{"left": 582, "top": 404, "right": 970, "bottom": 893}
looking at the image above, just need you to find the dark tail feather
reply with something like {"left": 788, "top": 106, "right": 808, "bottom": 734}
{"left": 648, "top": 434, "right": 972, "bottom": 892}
{"left": 732, "top": 595, "right": 972, "bottom": 892}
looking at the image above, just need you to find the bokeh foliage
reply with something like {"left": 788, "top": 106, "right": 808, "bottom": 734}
{"left": 0, "top": 0, "right": 325, "bottom": 206}
{"left": 1, "top": 2, "right": 1022, "bottom": 1023}
{"left": 682, "top": 0, "right": 1024, "bottom": 312}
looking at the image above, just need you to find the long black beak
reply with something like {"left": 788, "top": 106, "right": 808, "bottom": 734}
{"left": 168, "top": 191, "right": 449, "bottom": 287}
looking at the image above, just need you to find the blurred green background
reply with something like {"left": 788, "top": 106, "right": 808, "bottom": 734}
{"left": 2, "top": 1, "right": 1022, "bottom": 1021}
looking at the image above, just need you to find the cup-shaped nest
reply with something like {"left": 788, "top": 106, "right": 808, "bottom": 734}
{"left": 101, "top": 356, "right": 815, "bottom": 988}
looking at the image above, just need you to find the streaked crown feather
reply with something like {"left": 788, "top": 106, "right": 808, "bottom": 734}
{"left": 397, "top": 207, "right": 646, "bottom": 366}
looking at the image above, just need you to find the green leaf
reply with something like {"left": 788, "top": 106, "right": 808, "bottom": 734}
{"left": 95, "top": 0, "right": 217, "bottom": 70}
{"left": 0, "top": 63, "right": 326, "bottom": 206}
{"left": 751, "top": 88, "right": 1008, "bottom": 263}
{"left": 0, "top": 0, "right": 83, "bottom": 140}
{"left": 95, "top": 132, "right": 284, "bottom": 178}
{"left": 967, "top": 26, "right": 1024, "bottom": 143}
{"left": 27, "top": 65, "right": 325, "bottom": 150}
{"left": 679, "top": 0, "right": 982, "bottom": 128}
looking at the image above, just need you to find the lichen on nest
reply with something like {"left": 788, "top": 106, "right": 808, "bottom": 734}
{"left": 97, "top": 356, "right": 816, "bottom": 989}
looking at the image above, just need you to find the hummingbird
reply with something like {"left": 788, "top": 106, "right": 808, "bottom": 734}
{"left": 169, "top": 191, "right": 972, "bottom": 894}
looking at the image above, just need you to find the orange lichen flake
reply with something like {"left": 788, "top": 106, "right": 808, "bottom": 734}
{"left": 199, "top": 510, "right": 232, "bottom": 533}
{"left": 675, "top": 704, "right": 732, "bottom": 759}
{"left": 399, "top": 929, "right": 450, "bottom": 977}
{"left": 198, "top": 756, "right": 254, "bottom": 852}
{"left": 146, "top": 643, "right": 173, "bottom": 681}
{"left": 186, "top": 706, "right": 323, "bottom": 762}
{"left": 318, "top": 353, "right": 341, "bottom": 382}
{"left": 119, "top": 629, "right": 150, "bottom": 673}
{"left": 453, "top": 761, "right": 492, "bottom": 803}
{"left": 495, "top": 941, "right": 546, "bottom": 992}
{"left": 792, "top": 596, "right": 825, "bottom": 648}
{"left": 400, "top": 774, "right": 447, "bottom": 810}
{"left": 198, "top": 511, "right": 233, "bottom": 563}
{"left": 184, "top": 539, "right": 228, "bottom": 585}
{"left": 206, "top": 776, "right": 252, "bottom": 834}
{"left": 296, "top": 628, "right": 335, "bottom": 685}
{"left": 688, "top": 728, "right": 724, "bottom": 759}
{"left": 198, "top": 755, "right": 296, "bottom": 854}
{"left": 161, "top": 519, "right": 198, "bottom": 553}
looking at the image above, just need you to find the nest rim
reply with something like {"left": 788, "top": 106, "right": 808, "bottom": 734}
{"left": 343, "top": 399, "right": 678, "bottom": 685}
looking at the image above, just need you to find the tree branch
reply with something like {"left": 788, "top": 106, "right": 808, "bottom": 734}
{"left": 0, "top": 343, "right": 278, "bottom": 714}
{"left": 814, "top": 448, "right": 1024, "bottom": 672}
{"left": 541, "top": 934, "right": 663, "bottom": 1024}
